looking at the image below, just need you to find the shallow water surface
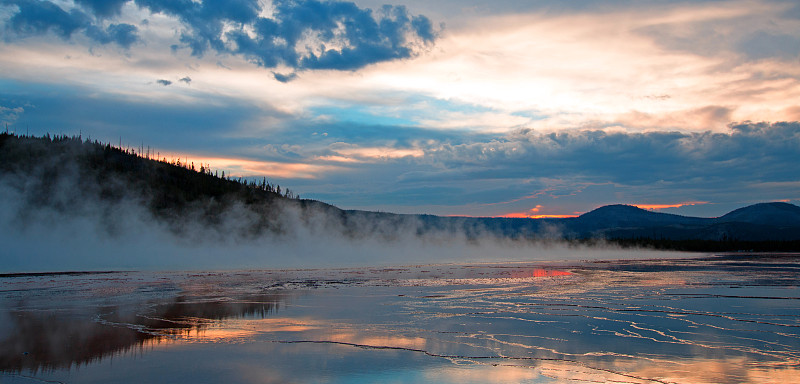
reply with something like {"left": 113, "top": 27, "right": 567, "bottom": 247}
{"left": 2, "top": 254, "right": 799, "bottom": 383}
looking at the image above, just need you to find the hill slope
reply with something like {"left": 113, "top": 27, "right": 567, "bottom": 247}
{"left": 717, "top": 202, "right": 800, "bottom": 226}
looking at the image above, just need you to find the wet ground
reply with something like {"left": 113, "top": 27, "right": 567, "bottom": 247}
{"left": 1, "top": 253, "right": 799, "bottom": 383}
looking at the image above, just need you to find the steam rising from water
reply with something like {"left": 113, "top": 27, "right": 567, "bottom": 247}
{"left": 0, "top": 153, "right": 682, "bottom": 273}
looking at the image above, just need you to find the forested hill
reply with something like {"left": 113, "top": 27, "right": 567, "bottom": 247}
{"left": 1, "top": 132, "right": 798, "bottom": 251}
{"left": 0, "top": 133, "right": 324, "bottom": 238}
{"left": 0, "top": 132, "right": 299, "bottom": 202}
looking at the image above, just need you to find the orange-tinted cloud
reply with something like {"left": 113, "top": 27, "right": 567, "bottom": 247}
{"left": 498, "top": 205, "right": 580, "bottom": 219}
{"left": 634, "top": 201, "right": 709, "bottom": 210}
{"left": 328, "top": 145, "right": 424, "bottom": 160}
{"left": 155, "top": 153, "right": 343, "bottom": 179}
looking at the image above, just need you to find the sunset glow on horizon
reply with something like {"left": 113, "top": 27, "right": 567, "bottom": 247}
{"left": 634, "top": 202, "right": 711, "bottom": 211}
{"left": 498, "top": 213, "right": 581, "bottom": 219}
{"left": 496, "top": 204, "right": 581, "bottom": 219}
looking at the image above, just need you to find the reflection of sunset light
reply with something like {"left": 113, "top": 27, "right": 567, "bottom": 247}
{"left": 328, "top": 333, "right": 427, "bottom": 350}
{"left": 249, "top": 318, "right": 320, "bottom": 333}
{"left": 175, "top": 318, "right": 321, "bottom": 343}
{"left": 422, "top": 350, "right": 800, "bottom": 384}
{"left": 448, "top": 358, "right": 797, "bottom": 384}
{"left": 510, "top": 269, "right": 572, "bottom": 278}
{"left": 634, "top": 201, "right": 708, "bottom": 210}
{"left": 633, "top": 357, "right": 800, "bottom": 384}
{"left": 185, "top": 327, "right": 258, "bottom": 342}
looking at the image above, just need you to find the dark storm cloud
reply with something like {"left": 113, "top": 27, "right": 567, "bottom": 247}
{"left": 178, "top": 76, "right": 191, "bottom": 84}
{"left": 2, "top": 0, "right": 90, "bottom": 39}
{"left": 134, "top": 0, "right": 259, "bottom": 56}
{"left": 133, "top": 0, "right": 438, "bottom": 70}
{"left": 156, "top": 79, "right": 172, "bottom": 86}
{"left": 1, "top": 0, "right": 139, "bottom": 47}
{"left": 2, "top": 0, "right": 438, "bottom": 70}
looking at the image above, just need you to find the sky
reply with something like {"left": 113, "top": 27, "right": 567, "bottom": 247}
{"left": 1, "top": 0, "right": 799, "bottom": 219}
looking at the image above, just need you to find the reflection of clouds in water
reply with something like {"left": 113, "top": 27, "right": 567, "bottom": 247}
{"left": 0, "top": 272, "right": 288, "bottom": 372}
{"left": 632, "top": 357, "right": 800, "bottom": 384}
{"left": 2, "top": 256, "right": 799, "bottom": 383}
{"left": 182, "top": 317, "right": 323, "bottom": 343}
{"left": 423, "top": 362, "right": 686, "bottom": 384}
{"left": 433, "top": 358, "right": 800, "bottom": 384}
{"left": 327, "top": 333, "right": 428, "bottom": 351}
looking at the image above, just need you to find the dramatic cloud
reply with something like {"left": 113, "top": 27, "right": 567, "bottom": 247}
{"left": 195, "top": 0, "right": 438, "bottom": 70}
{"left": 1, "top": 0, "right": 139, "bottom": 47}
{"left": 3, "top": 0, "right": 89, "bottom": 39}
{"left": 155, "top": 79, "right": 171, "bottom": 86}
{"left": 1, "top": 0, "right": 439, "bottom": 71}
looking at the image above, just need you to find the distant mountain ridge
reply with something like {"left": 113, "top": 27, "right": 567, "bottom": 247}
{"left": 717, "top": 202, "right": 800, "bottom": 226}
{"left": 1, "top": 133, "right": 798, "bottom": 249}
{"left": 565, "top": 202, "right": 800, "bottom": 242}
{"left": 341, "top": 200, "right": 800, "bottom": 243}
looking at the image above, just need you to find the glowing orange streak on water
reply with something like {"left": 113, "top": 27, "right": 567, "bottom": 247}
{"left": 510, "top": 269, "right": 572, "bottom": 278}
